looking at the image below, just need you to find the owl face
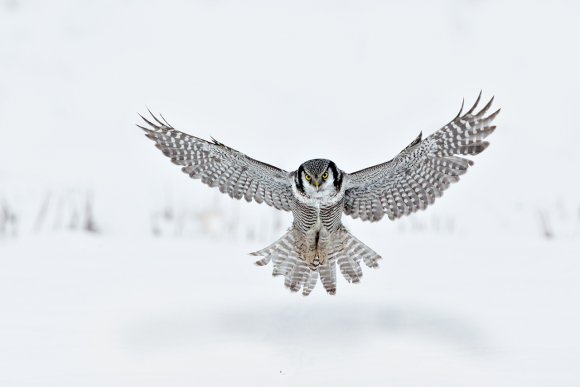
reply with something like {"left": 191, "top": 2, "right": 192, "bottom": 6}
{"left": 295, "top": 159, "right": 342, "bottom": 198}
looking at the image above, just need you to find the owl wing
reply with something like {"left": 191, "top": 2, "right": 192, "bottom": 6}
{"left": 343, "top": 93, "right": 500, "bottom": 222}
{"left": 138, "top": 112, "right": 293, "bottom": 211}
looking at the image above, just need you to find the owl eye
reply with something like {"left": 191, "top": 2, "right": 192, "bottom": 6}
{"left": 305, "top": 174, "right": 311, "bottom": 181}
{"left": 322, "top": 171, "right": 329, "bottom": 180}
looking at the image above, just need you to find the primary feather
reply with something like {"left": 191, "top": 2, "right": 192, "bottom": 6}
{"left": 344, "top": 92, "right": 499, "bottom": 222}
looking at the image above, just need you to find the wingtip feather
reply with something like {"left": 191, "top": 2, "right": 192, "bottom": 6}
{"left": 475, "top": 96, "right": 495, "bottom": 118}
{"left": 465, "top": 91, "right": 483, "bottom": 115}
{"left": 455, "top": 98, "right": 465, "bottom": 118}
{"left": 138, "top": 113, "right": 160, "bottom": 130}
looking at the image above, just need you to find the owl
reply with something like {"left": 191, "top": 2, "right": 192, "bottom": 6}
{"left": 139, "top": 93, "right": 499, "bottom": 295}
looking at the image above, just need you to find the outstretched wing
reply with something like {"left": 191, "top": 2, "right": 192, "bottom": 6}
{"left": 139, "top": 112, "right": 293, "bottom": 211}
{"left": 344, "top": 93, "right": 500, "bottom": 222}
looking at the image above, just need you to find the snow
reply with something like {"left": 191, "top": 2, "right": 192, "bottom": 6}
{"left": 1, "top": 0, "right": 579, "bottom": 386}
{"left": 1, "top": 235, "right": 578, "bottom": 386}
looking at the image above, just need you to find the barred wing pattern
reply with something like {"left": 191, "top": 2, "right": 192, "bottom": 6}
{"left": 139, "top": 113, "right": 293, "bottom": 211}
{"left": 344, "top": 94, "right": 499, "bottom": 222}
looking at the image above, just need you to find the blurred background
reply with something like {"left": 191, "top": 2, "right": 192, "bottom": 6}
{"left": 1, "top": 0, "right": 579, "bottom": 386}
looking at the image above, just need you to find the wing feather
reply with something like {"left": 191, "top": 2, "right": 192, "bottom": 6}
{"left": 344, "top": 93, "right": 499, "bottom": 222}
{"left": 139, "top": 112, "right": 293, "bottom": 211}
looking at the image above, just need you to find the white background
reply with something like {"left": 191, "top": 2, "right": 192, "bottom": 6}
{"left": 1, "top": 1, "right": 579, "bottom": 386}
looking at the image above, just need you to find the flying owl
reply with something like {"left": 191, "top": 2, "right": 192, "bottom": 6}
{"left": 139, "top": 93, "right": 499, "bottom": 296}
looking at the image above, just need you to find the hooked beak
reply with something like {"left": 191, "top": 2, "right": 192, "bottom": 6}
{"left": 314, "top": 180, "right": 320, "bottom": 191}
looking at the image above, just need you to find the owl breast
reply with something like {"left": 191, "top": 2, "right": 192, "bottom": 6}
{"left": 289, "top": 195, "right": 344, "bottom": 267}
{"left": 290, "top": 197, "right": 344, "bottom": 234}
{"left": 291, "top": 178, "right": 345, "bottom": 232}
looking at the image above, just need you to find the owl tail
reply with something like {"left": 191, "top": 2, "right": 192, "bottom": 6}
{"left": 250, "top": 226, "right": 381, "bottom": 296}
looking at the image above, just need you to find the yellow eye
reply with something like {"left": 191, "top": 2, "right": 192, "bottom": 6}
{"left": 322, "top": 171, "right": 329, "bottom": 180}
{"left": 305, "top": 174, "right": 311, "bottom": 181}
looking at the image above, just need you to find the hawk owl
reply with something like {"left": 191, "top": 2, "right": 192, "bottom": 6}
{"left": 139, "top": 93, "right": 499, "bottom": 295}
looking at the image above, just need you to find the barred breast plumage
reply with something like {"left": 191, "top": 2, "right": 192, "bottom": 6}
{"left": 252, "top": 158, "right": 381, "bottom": 295}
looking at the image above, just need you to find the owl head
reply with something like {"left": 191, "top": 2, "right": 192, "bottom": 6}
{"left": 295, "top": 159, "right": 343, "bottom": 197}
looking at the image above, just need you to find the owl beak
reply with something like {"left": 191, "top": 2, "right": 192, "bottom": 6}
{"left": 314, "top": 180, "right": 320, "bottom": 191}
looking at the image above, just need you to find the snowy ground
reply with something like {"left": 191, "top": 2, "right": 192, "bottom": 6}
{"left": 1, "top": 0, "right": 579, "bottom": 386}
{"left": 1, "top": 234, "right": 579, "bottom": 386}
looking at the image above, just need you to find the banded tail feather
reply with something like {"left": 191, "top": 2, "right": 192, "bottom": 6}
{"left": 250, "top": 225, "right": 381, "bottom": 296}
